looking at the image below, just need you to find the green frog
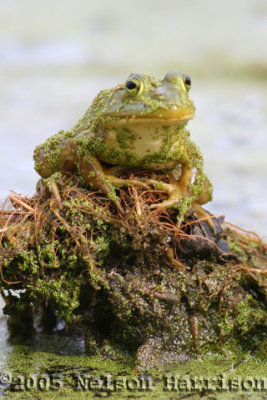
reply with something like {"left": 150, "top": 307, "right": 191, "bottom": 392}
{"left": 34, "top": 71, "right": 213, "bottom": 216}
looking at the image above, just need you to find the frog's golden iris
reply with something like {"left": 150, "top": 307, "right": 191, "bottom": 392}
{"left": 34, "top": 71, "right": 213, "bottom": 216}
{"left": 125, "top": 77, "right": 143, "bottom": 95}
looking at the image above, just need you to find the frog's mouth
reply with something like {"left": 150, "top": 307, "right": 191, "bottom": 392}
{"left": 102, "top": 107, "right": 195, "bottom": 125}
{"left": 142, "top": 107, "right": 194, "bottom": 121}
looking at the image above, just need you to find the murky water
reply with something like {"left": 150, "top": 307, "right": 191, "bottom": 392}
{"left": 0, "top": 0, "right": 266, "bottom": 387}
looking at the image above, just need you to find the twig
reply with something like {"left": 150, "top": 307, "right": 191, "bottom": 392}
{"left": 9, "top": 193, "right": 34, "bottom": 213}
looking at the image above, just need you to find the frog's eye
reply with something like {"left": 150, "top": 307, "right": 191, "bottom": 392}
{"left": 183, "top": 75, "right": 191, "bottom": 91}
{"left": 126, "top": 81, "right": 137, "bottom": 90}
{"left": 125, "top": 78, "right": 143, "bottom": 95}
{"left": 164, "top": 71, "right": 192, "bottom": 92}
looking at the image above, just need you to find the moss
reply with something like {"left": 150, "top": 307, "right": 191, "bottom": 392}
{"left": 28, "top": 276, "right": 81, "bottom": 324}
{"left": 0, "top": 173, "right": 266, "bottom": 368}
{"left": 116, "top": 127, "right": 136, "bottom": 149}
{"left": 2, "top": 343, "right": 267, "bottom": 400}
{"left": 234, "top": 294, "right": 266, "bottom": 337}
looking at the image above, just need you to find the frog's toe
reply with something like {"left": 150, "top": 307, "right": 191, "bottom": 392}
{"left": 149, "top": 198, "right": 179, "bottom": 210}
{"left": 149, "top": 189, "right": 183, "bottom": 210}
{"left": 145, "top": 179, "right": 175, "bottom": 194}
{"left": 145, "top": 179, "right": 186, "bottom": 211}
{"left": 114, "top": 199, "right": 124, "bottom": 214}
{"left": 49, "top": 179, "right": 62, "bottom": 209}
{"left": 105, "top": 175, "right": 150, "bottom": 189}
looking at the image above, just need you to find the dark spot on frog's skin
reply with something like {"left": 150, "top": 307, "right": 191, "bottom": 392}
{"left": 139, "top": 137, "right": 142, "bottom": 139}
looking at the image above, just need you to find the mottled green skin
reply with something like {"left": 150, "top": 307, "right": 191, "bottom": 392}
{"left": 34, "top": 71, "right": 212, "bottom": 210}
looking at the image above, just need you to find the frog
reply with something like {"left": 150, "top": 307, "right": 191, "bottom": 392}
{"left": 34, "top": 70, "right": 213, "bottom": 219}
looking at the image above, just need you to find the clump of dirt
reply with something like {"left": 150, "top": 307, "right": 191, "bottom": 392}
{"left": 0, "top": 172, "right": 266, "bottom": 366}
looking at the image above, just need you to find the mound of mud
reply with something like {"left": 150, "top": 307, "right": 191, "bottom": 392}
{"left": 0, "top": 172, "right": 266, "bottom": 365}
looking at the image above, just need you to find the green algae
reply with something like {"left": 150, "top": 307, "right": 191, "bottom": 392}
{"left": 1, "top": 345, "right": 266, "bottom": 400}
{"left": 0, "top": 172, "right": 266, "bottom": 371}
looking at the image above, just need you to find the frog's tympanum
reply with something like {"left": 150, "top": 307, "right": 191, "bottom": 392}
{"left": 34, "top": 71, "right": 213, "bottom": 216}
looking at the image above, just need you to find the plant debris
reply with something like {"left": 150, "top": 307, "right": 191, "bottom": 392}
{"left": 0, "top": 172, "right": 266, "bottom": 365}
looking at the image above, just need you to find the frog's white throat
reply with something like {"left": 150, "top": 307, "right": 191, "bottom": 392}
{"left": 103, "top": 119, "right": 188, "bottom": 160}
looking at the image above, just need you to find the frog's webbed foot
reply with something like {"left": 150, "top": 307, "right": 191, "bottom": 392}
{"left": 145, "top": 165, "right": 193, "bottom": 212}
{"left": 145, "top": 179, "right": 185, "bottom": 210}
{"left": 146, "top": 166, "right": 213, "bottom": 221}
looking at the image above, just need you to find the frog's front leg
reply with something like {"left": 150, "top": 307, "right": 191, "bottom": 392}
{"left": 78, "top": 155, "right": 124, "bottom": 213}
{"left": 78, "top": 155, "right": 149, "bottom": 214}
{"left": 146, "top": 164, "right": 196, "bottom": 211}
{"left": 147, "top": 138, "right": 213, "bottom": 216}
{"left": 147, "top": 164, "right": 215, "bottom": 230}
